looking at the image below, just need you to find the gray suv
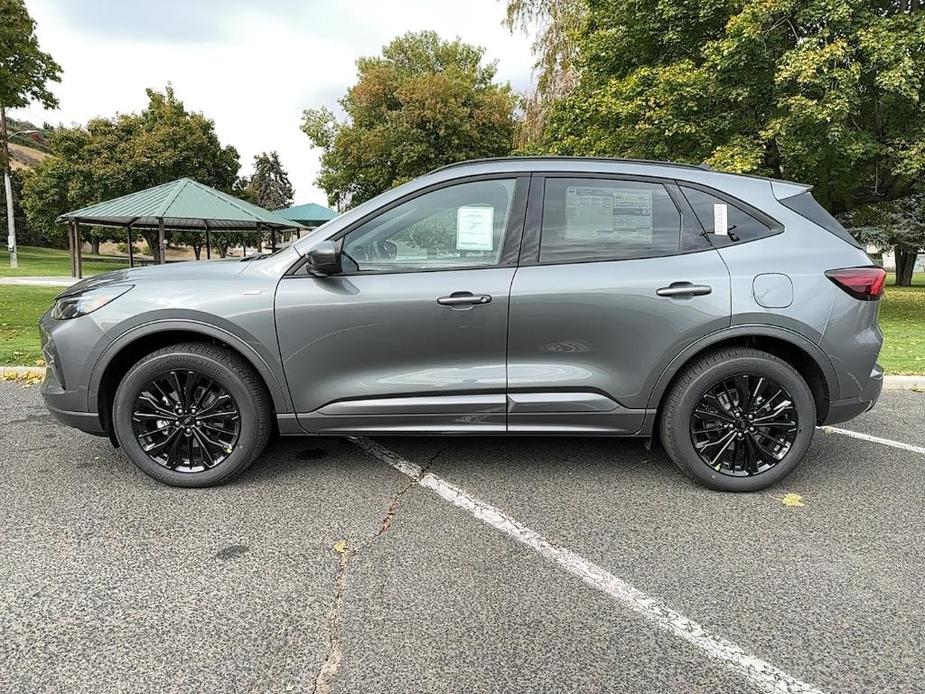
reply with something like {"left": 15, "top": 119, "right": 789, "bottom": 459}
{"left": 40, "top": 157, "right": 885, "bottom": 491}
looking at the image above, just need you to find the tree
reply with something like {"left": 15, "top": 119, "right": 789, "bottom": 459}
{"left": 0, "top": 0, "right": 62, "bottom": 110}
{"left": 302, "top": 31, "right": 516, "bottom": 209}
{"left": 22, "top": 86, "right": 240, "bottom": 259}
{"left": 246, "top": 151, "right": 293, "bottom": 210}
{"left": 1, "top": 0, "right": 61, "bottom": 266}
{"left": 504, "top": 0, "right": 586, "bottom": 147}
{"left": 841, "top": 195, "right": 925, "bottom": 286}
{"left": 533, "top": 1, "right": 925, "bottom": 216}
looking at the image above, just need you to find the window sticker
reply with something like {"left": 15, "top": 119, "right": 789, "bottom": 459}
{"left": 565, "top": 186, "right": 653, "bottom": 241}
{"left": 456, "top": 206, "right": 494, "bottom": 251}
{"left": 713, "top": 203, "right": 728, "bottom": 235}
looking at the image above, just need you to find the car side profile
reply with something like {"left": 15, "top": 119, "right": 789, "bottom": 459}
{"left": 40, "top": 157, "right": 885, "bottom": 491}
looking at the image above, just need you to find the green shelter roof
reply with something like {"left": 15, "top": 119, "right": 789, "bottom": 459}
{"left": 57, "top": 178, "right": 306, "bottom": 231}
{"left": 274, "top": 202, "right": 338, "bottom": 226}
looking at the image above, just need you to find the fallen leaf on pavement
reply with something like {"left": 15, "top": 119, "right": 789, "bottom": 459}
{"left": 781, "top": 493, "right": 805, "bottom": 507}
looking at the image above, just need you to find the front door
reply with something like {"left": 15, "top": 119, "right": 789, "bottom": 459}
{"left": 507, "top": 175, "right": 732, "bottom": 433}
{"left": 275, "top": 176, "right": 527, "bottom": 434}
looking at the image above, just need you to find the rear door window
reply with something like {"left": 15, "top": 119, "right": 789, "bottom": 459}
{"left": 539, "top": 178, "right": 681, "bottom": 263}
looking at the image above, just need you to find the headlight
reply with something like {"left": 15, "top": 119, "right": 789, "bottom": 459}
{"left": 51, "top": 285, "right": 134, "bottom": 320}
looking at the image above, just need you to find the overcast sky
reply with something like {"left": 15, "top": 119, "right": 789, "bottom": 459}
{"left": 12, "top": 0, "right": 535, "bottom": 206}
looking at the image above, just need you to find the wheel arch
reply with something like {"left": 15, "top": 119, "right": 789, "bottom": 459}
{"left": 646, "top": 326, "right": 837, "bottom": 427}
{"left": 90, "top": 320, "right": 291, "bottom": 438}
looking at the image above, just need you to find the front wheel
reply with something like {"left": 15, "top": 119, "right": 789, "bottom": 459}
{"left": 659, "top": 348, "right": 816, "bottom": 492}
{"left": 112, "top": 343, "right": 272, "bottom": 487}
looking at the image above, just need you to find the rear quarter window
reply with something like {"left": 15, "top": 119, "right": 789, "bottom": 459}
{"left": 779, "top": 192, "right": 862, "bottom": 248}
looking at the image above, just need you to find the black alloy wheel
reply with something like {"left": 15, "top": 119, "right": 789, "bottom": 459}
{"left": 689, "top": 373, "right": 798, "bottom": 477}
{"left": 131, "top": 369, "right": 241, "bottom": 473}
{"left": 659, "top": 347, "right": 816, "bottom": 492}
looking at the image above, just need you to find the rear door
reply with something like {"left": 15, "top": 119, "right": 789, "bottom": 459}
{"left": 275, "top": 176, "right": 528, "bottom": 434}
{"left": 506, "top": 174, "right": 731, "bottom": 433}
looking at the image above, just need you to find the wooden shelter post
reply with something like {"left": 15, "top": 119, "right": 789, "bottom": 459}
{"left": 75, "top": 223, "right": 83, "bottom": 279}
{"left": 127, "top": 225, "right": 135, "bottom": 268}
{"left": 67, "top": 220, "right": 76, "bottom": 278}
{"left": 158, "top": 218, "right": 166, "bottom": 264}
{"left": 271, "top": 227, "right": 277, "bottom": 252}
{"left": 204, "top": 221, "right": 212, "bottom": 260}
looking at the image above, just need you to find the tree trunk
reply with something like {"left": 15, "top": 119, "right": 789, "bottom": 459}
{"left": 192, "top": 241, "right": 202, "bottom": 260}
{"left": 218, "top": 243, "right": 228, "bottom": 258}
{"left": 90, "top": 238, "right": 100, "bottom": 255}
{"left": 895, "top": 248, "right": 918, "bottom": 286}
{"left": 141, "top": 231, "right": 159, "bottom": 261}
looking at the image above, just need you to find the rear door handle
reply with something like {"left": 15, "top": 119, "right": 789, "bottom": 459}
{"left": 437, "top": 292, "right": 492, "bottom": 306}
{"left": 656, "top": 282, "right": 712, "bottom": 297}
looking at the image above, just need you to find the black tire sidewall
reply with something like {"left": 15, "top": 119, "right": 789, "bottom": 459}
{"left": 670, "top": 354, "right": 815, "bottom": 492}
{"left": 113, "top": 350, "right": 261, "bottom": 487}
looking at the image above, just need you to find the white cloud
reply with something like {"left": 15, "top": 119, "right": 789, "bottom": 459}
{"left": 13, "top": 0, "right": 534, "bottom": 205}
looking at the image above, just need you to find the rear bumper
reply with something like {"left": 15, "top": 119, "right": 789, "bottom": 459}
{"left": 822, "top": 363, "right": 883, "bottom": 425}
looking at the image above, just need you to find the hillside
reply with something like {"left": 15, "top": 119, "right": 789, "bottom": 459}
{"left": 8, "top": 142, "right": 49, "bottom": 171}
{"left": 5, "top": 117, "right": 53, "bottom": 172}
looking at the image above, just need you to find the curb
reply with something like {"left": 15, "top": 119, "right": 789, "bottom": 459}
{"left": 1, "top": 366, "right": 46, "bottom": 377}
{"left": 2, "top": 366, "right": 923, "bottom": 391}
{"left": 882, "top": 375, "right": 925, "bottom": 391}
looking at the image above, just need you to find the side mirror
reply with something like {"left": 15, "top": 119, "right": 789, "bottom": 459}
{"left": 305, "top": 240, "right": 342, "bottom": 276}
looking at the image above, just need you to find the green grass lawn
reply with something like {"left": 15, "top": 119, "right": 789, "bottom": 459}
{"left": 0, "top": 285, "right": 59, "bottom": 366}
{"left": 879, "top": 272, "right": 925, "bottom": 375}
{"left": 1, "top": 270, "right": 923, "bottom": 372}
{"left": 0, "top": 245, "right": 129, "bottom": 277}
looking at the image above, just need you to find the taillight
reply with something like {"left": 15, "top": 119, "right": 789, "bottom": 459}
{"left": 825, "top": 267, "right": 887, "bottom": 301}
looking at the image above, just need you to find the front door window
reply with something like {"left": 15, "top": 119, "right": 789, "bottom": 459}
{"left": 341, "top": 179, "right": 517, "bottom": 273}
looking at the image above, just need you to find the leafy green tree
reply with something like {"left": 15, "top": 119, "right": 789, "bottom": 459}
{"left": 1, "top": 0, "right": 61, "bottom": 264}
{"left": 0, "top": 0, "right": 62, "bottom": 110}
{"left": 302, "top": 31, "right": 516, "bottom": 209}
{"left": 841, "top": 195, "right": 925, "bottom": 285}
{"left": 240, "top": 151, "right": 296, "bottom": 249}
{"left": 534, "top": 2, "right": 925, "bottom": 223}
{"left": 504, "top": 0, "right": 586, "bottom": 146}
{"left": 22, "top": 86, "right": 240, "bottom": 259}
{"left": 247, "top": 151, "right": 294, "bottom": 211}
{"left": 0, "top": 170, "right": 37, "bottom": 243}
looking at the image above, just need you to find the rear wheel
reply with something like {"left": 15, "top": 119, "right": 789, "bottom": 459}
{"left": 659, "top": 348, "right": 816, "bottom": 492}
{"left": 112, "top": 343, "right": 272, "bottom": 487}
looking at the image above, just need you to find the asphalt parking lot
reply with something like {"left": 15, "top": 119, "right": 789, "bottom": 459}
{"left": 1, "top": 382, "right": 923, "bottom": 694}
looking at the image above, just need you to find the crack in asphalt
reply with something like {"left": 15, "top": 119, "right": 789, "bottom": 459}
{"left": 310, "top": 444, "right": 445, "bottom": 694}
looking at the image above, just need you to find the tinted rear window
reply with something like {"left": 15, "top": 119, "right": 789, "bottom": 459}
{"left": 780, "top": 192, "right": 862, "bottom": 248}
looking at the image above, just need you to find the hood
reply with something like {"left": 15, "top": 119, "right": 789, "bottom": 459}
{"left": 59, "top": 258, "right": 248, "bottom": 298}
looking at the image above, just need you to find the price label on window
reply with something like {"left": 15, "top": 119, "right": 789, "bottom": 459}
{"left": 713, "top": 203, "right": 728, "bottom": 236}
{"left": 456, "top": 206, "right": 494, "bottom": 251}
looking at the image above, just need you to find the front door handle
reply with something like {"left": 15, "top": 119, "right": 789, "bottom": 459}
{"left": 437, "top": 292, "right": 492, "bottom": 306}
{"left": 656, "top": 282, "right": 712, "bottom": 297}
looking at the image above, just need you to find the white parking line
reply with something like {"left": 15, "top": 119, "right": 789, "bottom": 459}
{"left": 354, "top": 437, "right": 825, "bottom": 694}
{"left": 821, "top": 426, "right": 925, "bottom": 455}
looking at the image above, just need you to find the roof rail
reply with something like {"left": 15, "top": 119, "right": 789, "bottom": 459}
{"left": 427, "top": 155, "right": 710, "bottom": 175}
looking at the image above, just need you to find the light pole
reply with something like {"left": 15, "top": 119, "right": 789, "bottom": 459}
{"left": 0, "top": 105, "right": 39, "bottom": 270}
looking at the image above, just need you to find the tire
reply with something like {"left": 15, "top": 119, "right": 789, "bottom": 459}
{"left": 112, "top": 342, "right": 272, "bottom": 487}
{"left": 659, "top": 347, "right": 816, "bottom": 492}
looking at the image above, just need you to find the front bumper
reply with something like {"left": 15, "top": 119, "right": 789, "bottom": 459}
{"left": 822, "top": 363, "right": 883, "bottom": 425}
{"left": 39, "top": 312, "right": 106, "bottom": 436}
{"left": 44, "top": 397, "right": 106, "bottom": 435}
